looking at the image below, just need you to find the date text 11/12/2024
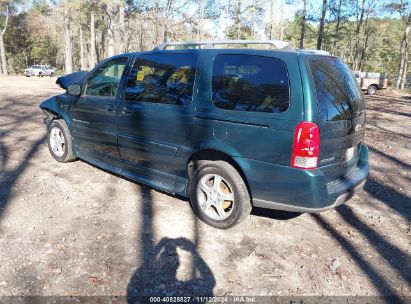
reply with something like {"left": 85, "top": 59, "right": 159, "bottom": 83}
{"left": 147, "top": 296, "right": 256, "bottom": 303}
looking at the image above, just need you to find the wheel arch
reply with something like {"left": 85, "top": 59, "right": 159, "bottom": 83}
{"left": 186, "top": 148, "right": 252, "bottom": 197}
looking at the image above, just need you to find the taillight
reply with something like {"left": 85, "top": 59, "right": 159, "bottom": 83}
{"left": 291, "top": 122, "right": 320, "bottom": 169}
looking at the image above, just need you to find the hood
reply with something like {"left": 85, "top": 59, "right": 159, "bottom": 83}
{"left": 56, "top": 71, "right": 88, "bottom": 90}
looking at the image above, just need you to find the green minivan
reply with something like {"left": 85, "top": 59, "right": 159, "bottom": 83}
{"left": 40, "top": 40, "right": 369, "bottom": 229}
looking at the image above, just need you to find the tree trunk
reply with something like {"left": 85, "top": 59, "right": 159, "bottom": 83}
{"left": 89, "top": 8, "right": 97, "bottom": 68}
{"left": 107, "top": 2, "right": 116, "bottom": 57}
{"left": 108, "top": 33, "right": 115, "bottom": 57}
{"left": 396, "top": 13, "right": 411, "bottom": 90}
{"left": 0, "top": 5, "right": 9, "bottom": 76}
{"left": 331, "top": 0, "right": 342, "bottom": 53}
{"left": 0, "top": 33, "right": 6, "bottom": 75}
{"left": 64, "top": 9, "right": 73, "bottom": 74}
{"left": 316, "top": 0, "right": 327, "bottom": 50}
{"left": 119, "top": 2, "right": 126, "bottom": 53}
{"left": 236, "top": 0, "right": 241, "bottom": 39}
{"left": 400, "top": 49, "right": 408, "bottom": 90}
{"left": 299, "top": 0, "right": 307, "bottom": 49}
{"left": 79, "top": 19, "right": 86, "bottom": 70}
{"left": 268, "top": 0, "right": 274, "bottom": 40}
{"left": 224, "top": 4, "right": 229, "bottom": 39}
{"left": 359, "top": 28, "right": 371, "bottom": 71}
{"left": 353, "top": 0, "right": 365, "bottom": 71}
{"left": 197, "top": 0, "right": 205, "bottom": 41}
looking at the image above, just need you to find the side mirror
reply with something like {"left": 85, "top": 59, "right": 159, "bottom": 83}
{"left": 67, "top": 84, "right": 81, "bottom": 96}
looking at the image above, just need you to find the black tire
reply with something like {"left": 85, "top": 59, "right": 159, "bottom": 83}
{"left": 47, "top": 120, "right": 76, "bottom": 163}
{"left": 367, "top": 85, "right": 377, "bottom": 95}
{"left": 189, "top": 160, "right": 252, "bottom": 229}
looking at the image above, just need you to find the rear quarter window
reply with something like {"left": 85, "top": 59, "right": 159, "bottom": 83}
{"left": 309, "top": 58, "right": 365, "bottom": 121}
{"left": 212, "top": 54, "right": 290, "bottom": 113}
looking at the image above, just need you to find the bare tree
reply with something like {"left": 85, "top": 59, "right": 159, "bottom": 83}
{"left": 103, "top": 2, "right": 117, "bottom": 57}
{"left": 353, "top": 0, "right": 366, "bottom": 70}
{"left": 0, "top": 3, "right": 9, "bottom": 75}
{"left": 331, "top": 0, "right": 342, "bottom": 53}
{"left": 119, "top": 1, "right": 126, "bottom": 53}
{"left": 317, "top": 0, "right": 328, "bottom": 50}
{"left": 79, "top": 17, "right": 86, "bottom": 70}
{"left": 64, "top": 7, "right": 73, "bottom": 74}
{"left": 89, "top": 6, "right": 97, "bottom": 68}
{"left": 268, "top": 0, "right": 275, "bottom": 40}
{"left": 299, "top": 0, "right": 307, "bottom": 49}
{"left": 197, "top": 0, "right": 205, "bottom": 40}
{"left": 396, "top": 12, "right": 411, "bottom": 89}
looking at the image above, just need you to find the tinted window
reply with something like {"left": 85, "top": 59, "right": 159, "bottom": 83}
{"left": 125, "top": 53, "right": 197, "bottom": 105}
{"left": 212, "top": 55, "right": 289, "bottom": 113}
{"left": 84, "top": 57, "right": 128, "bottom": 97}
{"left": 309, "top": 59, "right": 365, "bottom": 121}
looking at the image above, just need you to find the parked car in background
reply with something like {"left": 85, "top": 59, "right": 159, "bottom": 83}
{"left": 354, "top": 71, "right": 388, "bottom": 95}
{"left": 24, "top": 65, "right": 55, "bottom": 77}
{"left": 40, "top": 40, "right": 369, "bottom": 229}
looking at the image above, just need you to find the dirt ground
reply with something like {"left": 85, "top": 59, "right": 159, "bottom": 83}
{"left": 0, "top": 76, "right": 410, "bottom": 301}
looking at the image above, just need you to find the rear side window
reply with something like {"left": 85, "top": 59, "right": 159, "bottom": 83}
{"left": 309, "top": 59, "right": 365, "bottom": 121}
{"left": 126, "top": 53, "right": 197, "bottom": 105}
{"left": 212, "top": 55, "right": 290, "bottom": 113}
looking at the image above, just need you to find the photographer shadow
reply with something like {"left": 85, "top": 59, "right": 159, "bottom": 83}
{"left": 127, "top": 237, "right": 215, "bottom": 301}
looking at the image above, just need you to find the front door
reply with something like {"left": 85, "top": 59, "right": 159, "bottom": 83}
{"left": 117, "top": 52, "right": 198, "bottom": 178}
{"left": 69, "top": 57, "right": 129, "bottom": 158}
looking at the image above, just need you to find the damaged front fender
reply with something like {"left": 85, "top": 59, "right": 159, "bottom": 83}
{"left": 39, "top": 94, "right": 74, "bottom": 129}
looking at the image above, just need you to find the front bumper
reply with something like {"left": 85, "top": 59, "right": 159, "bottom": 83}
{"left": 235, "top": 144, "right": 369, "bottom": 213}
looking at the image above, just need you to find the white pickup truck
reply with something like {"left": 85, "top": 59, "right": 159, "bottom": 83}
{"left": 24, "top": 65, "right": 55, "bottom": 77}
{"left": 354, "top": 71, "right": 388, "bottom": 95}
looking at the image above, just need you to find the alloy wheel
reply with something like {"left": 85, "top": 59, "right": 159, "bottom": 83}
{"left": 197, "top": 174, "right": 235, "bottom": 221}
{"left": 49, "top": 126, "right": 65, "bottom": 157}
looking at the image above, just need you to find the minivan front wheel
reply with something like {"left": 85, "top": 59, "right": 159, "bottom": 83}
{"left": 47, "top": 120, "right": 76, "bottom": 163}
{"left": 190, "top": 161, "right": 251, "bottom": 229}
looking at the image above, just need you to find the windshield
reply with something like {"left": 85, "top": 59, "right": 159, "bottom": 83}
{"left": 309, "top": 58, "right": 365, "bottom": 121}
{"left": 31, "top": 65, "right": 41, "bottom": 69}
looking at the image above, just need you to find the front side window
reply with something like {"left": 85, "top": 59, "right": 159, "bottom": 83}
{"left": 125, "top": 53, "right": 197, "bottom": 105}
{"left": 212, "top": 55, "right": 290, "bottom": 113}
{"left": 84, "top": 57, "right": 128, "bottom": 97}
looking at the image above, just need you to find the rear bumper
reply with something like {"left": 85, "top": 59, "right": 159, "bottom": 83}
{"left": 253, "top": 179, "right": 366, "bottom": 213}
{"left": 235, "top": 144, "right": 369, "bottom": 213}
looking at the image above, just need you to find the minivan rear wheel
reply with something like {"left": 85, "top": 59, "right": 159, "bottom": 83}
{"left": 189, "top": 161, "right": 251, "bottom": 229}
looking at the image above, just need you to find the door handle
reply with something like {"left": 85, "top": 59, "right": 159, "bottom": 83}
{"left": 106, "top": 104, "right": 114, "bottom": 112}
{"left": 121, "top": 106, "right": 132, "bottom": 114}
{"left": 121, "top": 103, "right": 143, "bottom": 115}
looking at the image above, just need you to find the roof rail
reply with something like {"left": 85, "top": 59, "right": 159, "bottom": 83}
{"left": 153, "top": 40, "right": 293, "bottom": 51}
{"left": 298, "top": 49, "right": 331, "bottom": 55}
